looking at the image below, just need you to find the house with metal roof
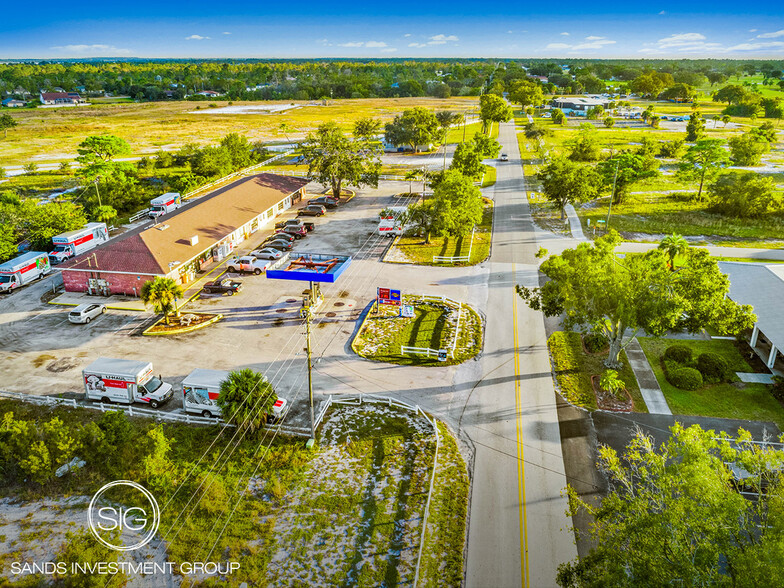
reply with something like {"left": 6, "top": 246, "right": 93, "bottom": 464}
{"left": 60, "top": 173, "right": 309, "bottom": 296}
{"left": 551, "top": 96, "right": 612, "bottom": 116}
{"left": 719, "top": 262, "right": 784, "bottom": 370}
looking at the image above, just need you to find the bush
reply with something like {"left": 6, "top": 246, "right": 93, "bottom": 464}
{"left": 583, "top": 333, "right": 609, "bottom": 353}
{"left": 666, "top": 366, "right": 704, "bottom": 390}
{"left": 696, "top": 353, "right": 730, "bottom": 384}
{"left": 771, "top": 376, "right": 784, "bottom": 403}
{"left": 664, "top": 345, "right": 692, "bottom": 364}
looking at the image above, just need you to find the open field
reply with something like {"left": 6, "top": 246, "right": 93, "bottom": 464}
{"left": 638, "top": 337, "right": 784, "bottom": 427}
{"left": 0, "top": 97, "right": 478, "bottom": 168}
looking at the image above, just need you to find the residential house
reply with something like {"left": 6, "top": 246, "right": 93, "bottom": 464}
{"left": 39, "top": 92, "right": 85, "bottom": 105}
{"left": 1, "top": 98, "right": 25, "bottom": 108}
{"left": 550, "top": 96, "right": 612, "bottom": 116}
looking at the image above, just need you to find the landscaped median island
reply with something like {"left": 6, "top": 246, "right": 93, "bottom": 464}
{"left": 352, "top": 295, "right": 483, "bottom": 366}
{"left": 143, "top": 312, "right": 223, "bottom": 335}
{"left": 390, "top": 198, "right": 493, "bottom": 266}
{"left": 0, "top": 398, "right": 467, "bottom": 587}
{"left": 638, "top": 337, "right": 784, "bottom": 426}
{"left": 547, "top": 331, "right": 647, "bottom": 412}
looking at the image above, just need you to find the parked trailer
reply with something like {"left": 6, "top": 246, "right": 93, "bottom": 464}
{"left": 0, "top": 252, "right": 51, "bottom": 293}
{"left": 182, "top": 368, "right": 288, "bottom": 420}
{"left": 148, "top": 192, "right": 182, "bottom": 218}
{"left": 83, "top": 357, "right": 174, "bottom": 408}
{"left": 49, "top": 222, "right": 109, "bottom": 264}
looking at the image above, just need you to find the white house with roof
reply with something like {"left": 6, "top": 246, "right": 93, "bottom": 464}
{"left": 551, "top": 96, "right": 612, "bottom": 116}
{"left": 719, "top": 262, "right": 784, "bottom": 370}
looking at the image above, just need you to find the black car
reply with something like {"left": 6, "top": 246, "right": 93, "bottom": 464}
{"left": 275, "top": 219, "right": 315, "bottom": 232}
{"left": 264, "top": 232, "right": 295, "bottom": 244}
{"left": 297, "top": 205, "right": 326, "bottom": 217}
{"left": 202, "top": 278, "right": 243, "bottom": 296}
{"left": 264, "top": 239, "right": 294, "bottom": 251}
{"left": 308, "top": 197, "right": 338, "bottom": 209}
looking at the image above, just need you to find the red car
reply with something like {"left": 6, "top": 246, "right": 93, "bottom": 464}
{"left": 276, "top": 226, "right": 307, "bottom": 239}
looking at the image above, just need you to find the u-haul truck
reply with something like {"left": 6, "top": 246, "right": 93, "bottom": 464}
{"left": 0, "top": 252, "right": 51, "bottom": 293}
{"left": 83, "top": 358, "right": 173, "bottom": 408}
{"left": 182, "top": 368, "right": 288, "bottom": 420}
{"left": 49, "top": 222, "right": 109, "bottom": 264}
{"left": 148, "top": 192, "right": 182, "bottom": 218}
{"left": 377, "top": 206, "right": 408, "bottom": 237}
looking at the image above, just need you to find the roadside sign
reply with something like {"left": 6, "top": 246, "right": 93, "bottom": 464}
{"left": 377, "top": 287, "right": 402, "bottom": 306}
{"left": 437, "top": 349, "right": 448, "bottom": 362}
{"left": 401, "top": 305, "right": 414, "bottom": 318}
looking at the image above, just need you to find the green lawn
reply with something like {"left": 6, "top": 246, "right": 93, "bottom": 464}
{"left": 352, "top": 296, "right": 483, "bottom": 366}
{"left": 444, "top": 121, "right": 483, "bottom": 144}
{"left": 393, "top": 199, "right": 493, "bottom": 266}
{"left": 481, "top": 165, "right": 497, "bottom": 188}
{"left": 547, "top": 331, "right": 647, "bottom": 413}
{"left": 638, "top": 337, "right": 784, "bottom": 427}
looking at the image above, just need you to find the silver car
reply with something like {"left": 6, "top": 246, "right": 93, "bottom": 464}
{"left": 68, "top": 303, "right": 106, "bottom": 324}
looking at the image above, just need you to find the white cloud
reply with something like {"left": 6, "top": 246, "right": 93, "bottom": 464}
{"left": 222, "top": 32, "right": 231, "bottom": 35}
{"left": 658, "top": 10, "right": 666, "bottom": 15}
{"left": 757, "top": 30, "right": 784, "bottom": 39}
{"left": 507, "top": 30, "right": 514, "bottom": 34}
{"left": 337, "top": 41, "right": 364, "bottom": 47}
{"left": 585, "top": 35, "right": 604, "bottom": 41}
{"left": 545, "top": 43, "right": 572, "bottom": 50}
{"left": 545, "top": 35, "right": 615, "bottom": 52}
{"left": 408, "top": 42, "right": 427, "bottom": 48}
{"left": 185, "top": 34, "right": 210, "bottom": 40}
{"left": 656, "top": 33, "right": 706, "bottom": 48}
{"left": 381, "top": 48, "right": 398, "bottom": 53}
{"left": 364, "top": 41, "right": 388, "bottom": 48}
{"left": 749, "top": 29, "right": 758, "bottom": 32}
{"left": 560, "top": 32, "right": 570, "bottom": 36}
{"left": 50, "top": 44, "right": 131, "bottom": 55}
{"left": 404, "top": 33, "right": 412, "bottom": 37}
{"left": 428, "top": 34, "right": 459, "bottom": 45}
{"left": 337, "top": 41, "right": 388, "bottom": 48}
{"left": 726, "top": 41, "right": 784, "bottom": 51}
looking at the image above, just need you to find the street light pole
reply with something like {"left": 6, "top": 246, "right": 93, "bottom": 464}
{"left": 304, "top": 285, "right": 316, "bottom": 444}
{"left": 606, "top": 159, "right": 620, "bottom": 229}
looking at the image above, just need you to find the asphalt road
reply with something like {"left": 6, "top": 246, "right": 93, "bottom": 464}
{"left": 463, "top": 121, "right": 577, "bottom": 587}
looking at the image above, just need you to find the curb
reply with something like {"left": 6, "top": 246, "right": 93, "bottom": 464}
{"left": 142, "top": 313, "right": 223, "bottom": 336}
{"left": 47, "top": 300, "right": 147, "bottom": 312}
{"left": 349, "top": 302, "right": 375, "bottom": 356}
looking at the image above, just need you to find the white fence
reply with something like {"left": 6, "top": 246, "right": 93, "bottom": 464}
{"left": 432, "top": 225, "right": 475, "bottom": 264}
{"left": 0, "top": 390, "right": 227, "bottom": 427}
{"left": 400, "top": 345, "right": 452, "bottom": 359}
{"left": 326, "top": 393, "right": 440, "bottom": 587}
{"left": 128, "top": 208, "right": 151, "bottom": 223}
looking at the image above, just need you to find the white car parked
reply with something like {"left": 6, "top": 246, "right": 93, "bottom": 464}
{"left": 249, "top": 248, "right": 283, "bottom": 261}
{"left": 68, "top": 303, "right": 106, "bottom": 324}
{"left": 226, "top": 256, "right": 271, "bottom": 275}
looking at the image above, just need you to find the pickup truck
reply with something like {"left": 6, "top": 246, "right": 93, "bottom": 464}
{"left": 202, "top": 278, "right": 242, "bottom": 296}
{"left": 226, "top": 256, "right": 271, "bottom": 275}
{"left": 275, "top": 219, "right": 315, "bottom": 232}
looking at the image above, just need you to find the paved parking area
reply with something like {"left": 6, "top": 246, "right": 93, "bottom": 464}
{"left": 0, "top": 180, "right": 426, "bottom": 421}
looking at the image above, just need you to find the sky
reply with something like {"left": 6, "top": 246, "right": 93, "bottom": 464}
{"left": 1, "top": 0, "right": 783, "bottom": 60}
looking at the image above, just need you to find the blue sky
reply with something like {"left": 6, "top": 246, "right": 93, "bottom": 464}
{"left": 1, "top": 1, "right": 783, "bottom": 59}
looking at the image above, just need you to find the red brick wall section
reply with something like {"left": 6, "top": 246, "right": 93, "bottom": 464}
{"left": 62, "top": 270, "right": 157, "bottom": 297}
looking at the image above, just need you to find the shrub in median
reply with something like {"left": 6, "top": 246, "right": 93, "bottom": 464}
{"left": 583, "top": 333, "right": 609, "bottom": 354}
{"left": 666, "top": 365, "right": 704, "bottom": 391}
{"left": 664, "top": 344, "right": 692, "bottom": 364}
{"left": 696, "top": 352, "right": 730, "bottom": 384}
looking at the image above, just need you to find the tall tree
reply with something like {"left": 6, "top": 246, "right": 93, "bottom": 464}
{"left": 478, "top": 94, "right": 513, "bottom": 133}
{"left": 728, "top": 131, "right": 772, "bottom": 166}
{"left": 508, "top": 80, "right": 543, "bottom": 111}
{"left": 75, "top": 135, "right": 132, "bottom": 177}
{"left": 0, "top": 113, "right": 18, "bottom": 139}
{"left": 353, "top": 117, "right": 381, "bottom": 140}
{"left": 517, "top": 231, "right": 755, "bottom": 367}
{"left": 708, "top": 171, "right": 781, "bottom": 218}
{"left": 301, "top": 122, "right": 381, "bottom": 197}
{"left": 557, "top": 424, "right": 784, "bottom": 588}
{"left": 384, "top": 107, "right": 440, "bottom": 153}
{"left": 449, "top": 143, "right": 484, "bottom": 179}
{"left": 537, "top": 156, "right": 601, "bottom": 219}
{"left": 216, "top": 369, "right": 278, "bottom": 434}
{"left": 471, "top": 132, "right": 502, "bottom": 158}
{"left": 685, "top": 111, "right": 706, "bottom": 142}
{"left": 677, "top": 138, "right": 730, "bottom": 200}
{"left": 140, "top": 276, "right": 183, "bottom": 325}
{"left": 597, "top": 152, "right": 658, "bottom": 204}
{"left": 658, "top": 233, "right": 689, "bottom": 271}
{"left": 567, "top": 124, "right": 603, "bottom": 162}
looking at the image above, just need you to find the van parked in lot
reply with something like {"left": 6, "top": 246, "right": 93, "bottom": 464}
{"left": 182, "top": 368, "right": 288, "bottom": 420}
{"left": 83, "top": 358, "right": 173, "bottom": 408}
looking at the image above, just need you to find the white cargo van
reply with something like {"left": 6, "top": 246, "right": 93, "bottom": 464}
{"left": 0, "top": 252, "right": 51, "bottom": 293}
{"left": 148, "top": 192, "right": 182, "bottom": 218}
{"left": 83, "top": 358, "right": 174, "bottom": 408}
{"left": 182, "top": 368, "right": 288, "bottom": 420}
{"left": 49, "top": 222, "right": 109, "bottom": 264}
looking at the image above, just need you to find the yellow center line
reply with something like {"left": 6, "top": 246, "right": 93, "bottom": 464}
{"left": 512, "top": 265, "right": 530, "bottom": 588}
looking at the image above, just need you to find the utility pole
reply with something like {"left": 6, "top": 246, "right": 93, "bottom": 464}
{"left": 304, "top": 292, "right": 316, "bottom": 445}
{"left": 605, "top": 159, "right": 620, "bottom": 229}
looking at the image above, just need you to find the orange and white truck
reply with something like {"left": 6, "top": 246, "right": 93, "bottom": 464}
{"left": 148, "top": 192, "right": 182, "bottom": 218}
{"left": 0, "top": 252, "right": 51, "bottom": 293}
{"left": 48, "top": 222, "right": 109, "bottom": 264}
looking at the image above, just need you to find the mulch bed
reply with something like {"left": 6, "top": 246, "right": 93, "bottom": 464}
{"left": 146, "top": 312, "right": 219, "bottom": 333}
{"left": 591, "top": 375, "right": 633, "bottom": 412}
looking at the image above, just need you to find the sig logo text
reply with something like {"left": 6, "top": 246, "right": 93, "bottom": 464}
{"left": 88, "top": 480, "right": 160, "bottom": 551}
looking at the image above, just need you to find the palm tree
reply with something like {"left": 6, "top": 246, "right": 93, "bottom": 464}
{"left": 216, "top": 369, "right": 278, "bottom": 433}
{"left": 599, "top": 370, "right": 625, "bottom": 397}
{"left": 93, "top": 205, "right": 117, "bottom": 225}
{"left": 404, "top": 170, "right": 419, "bottom": 194}
{"left": 721, "top": 115, "right": 731, "bottom": 128}
{"left": 658, "top": 233, "right": 689, "bottom": 271}
{"left": 140, "top": 277, "right": 183, "bottom": 325}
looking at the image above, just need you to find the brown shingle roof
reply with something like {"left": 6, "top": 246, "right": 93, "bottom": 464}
{"left": 61, "top": 173, "right": 309, "bottom": 276}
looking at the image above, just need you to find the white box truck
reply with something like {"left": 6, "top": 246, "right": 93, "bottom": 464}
{"left": 148, "top": 192, "right": 182, "bottom": 218}
{"left": 0, "top": 252, "right": 51, "bottom": 293}
{"left": 377, "top": 206, "right": 408, "bottom": 237}
{"left": 182, "top": 368, "right": 288, "bottom": 420}
{"left": 49, "top": 222, "right": 109, "bottom": 264}
{"left": 83, "top": 358, "right": 174, "bottom": 408}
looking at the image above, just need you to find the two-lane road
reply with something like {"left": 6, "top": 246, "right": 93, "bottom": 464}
{"left": 463, "top": 121, "right": 577, "bottom": 587}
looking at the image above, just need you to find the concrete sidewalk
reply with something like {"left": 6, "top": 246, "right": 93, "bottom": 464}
{"left": 625, "top": 339, "right": 672, "bottom": 415}
{"left": 49, "top": 291, "right": 147, "bottom": 312}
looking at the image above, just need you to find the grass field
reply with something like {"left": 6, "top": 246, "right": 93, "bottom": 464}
{"left": 548, "top": 331, "right": 647, "bottom": 412}
{"left": 638, "top": 337, "right": 784, "bottom": 427}
{"left": 393, "top": 199, "right": 493, "bottom": 266}
{"left": 352, "top": 296, "right": 483, "bottom": 366}
{"left": 0, "top": 97, "right": 478, "bottom": 168}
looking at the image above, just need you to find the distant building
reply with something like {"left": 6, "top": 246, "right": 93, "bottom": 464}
{"left": 195, "top": 90, "right": 221, "bottom": 97}
{"left": 39, "top": 92, "right": 85, "bottom": 105}
{"left": 529, "top": 75, "right": 549, "bottom": 83}
{"left": 551, "top": 96, "right": 612, "bottom": 116}
{"left": 1, "top": 98, "right": 25, "bottom": 108}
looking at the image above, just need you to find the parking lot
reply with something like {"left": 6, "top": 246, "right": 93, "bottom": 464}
{"left": 0, "top": 180, "right": 426, "bottom": 421}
